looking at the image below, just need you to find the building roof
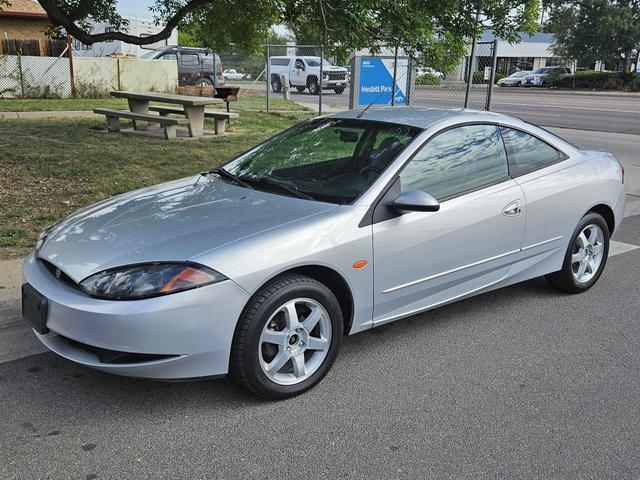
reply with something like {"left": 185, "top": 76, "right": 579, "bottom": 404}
{"left": 480, "top": 31, "right": 555, "bottom": 44}
{"left": 0, "top": 0, "right": 49, "bottom": 18}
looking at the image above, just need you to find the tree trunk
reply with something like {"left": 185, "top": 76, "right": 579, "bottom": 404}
{"left": 623, "top": 50, "right": 632, "bottom": 72}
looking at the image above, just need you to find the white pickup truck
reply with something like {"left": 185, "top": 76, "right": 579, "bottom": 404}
{"left": 269, "top": 56, "right": 349, "bottom": 95}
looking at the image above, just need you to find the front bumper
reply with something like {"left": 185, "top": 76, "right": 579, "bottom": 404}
{"left": 22, "top": 253, "right": 250, "bottom": 379}
{"left": 321, "top": 78, "right": 348, "bottom": 88}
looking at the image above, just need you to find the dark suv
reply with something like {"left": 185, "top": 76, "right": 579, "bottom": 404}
{"left": 142, "top": 46, "right": 225, "bottom": 87}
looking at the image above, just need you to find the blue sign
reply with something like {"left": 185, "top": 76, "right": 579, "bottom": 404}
{"left": 358, "top": 57, "right": 406, "bottom": 106}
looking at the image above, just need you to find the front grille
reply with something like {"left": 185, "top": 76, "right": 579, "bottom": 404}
{"left": 59, "top": 335, "right": 178, "bottom": 365}
{"left": 328, "top": 73, "right": 346, "bottom": 81}
{"left": 39, "top": 258, "right": 80, "bottom": 290}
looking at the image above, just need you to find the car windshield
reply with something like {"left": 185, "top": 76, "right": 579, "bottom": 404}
{"left": 221, "top": 119, "right": 420, "bottom": 204}
{"left": 305, "top": 58, "right": 333, "bottom": 67}
{"left": 534, "top": 67, "right": 554, "bottom": 74}
{"left": 512, "top": 71, "right": 529, "bottom": 77}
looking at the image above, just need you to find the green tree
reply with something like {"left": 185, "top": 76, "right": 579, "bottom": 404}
{"left": 545, "top": 0, "right": 640, "bottom": 71}
{"left": 36, "top": 0, "right": 539, "bottom": 67}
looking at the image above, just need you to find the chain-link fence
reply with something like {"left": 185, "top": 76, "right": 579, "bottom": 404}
{"left": 411, "top": 40, "right": 498, "bottom": 110}
{"left": 262, "top": 44, "right": 351, "bottom": 115}
{"left": 0, "top": 38, "right": 181, "bottom": 99}
{"left": 255, "top": 42, "right": 498, "bottom": 114}
{"left": 1, "top": 37, "right": 499, "bottom": 114}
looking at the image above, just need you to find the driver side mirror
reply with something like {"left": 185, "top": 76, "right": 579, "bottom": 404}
{"left": 391, "top": 190, "right": 440, "bottom": 212}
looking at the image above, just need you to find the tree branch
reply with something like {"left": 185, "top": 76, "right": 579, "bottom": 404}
{"left": 37, "top": 0, "right": 214, "bottom": 45}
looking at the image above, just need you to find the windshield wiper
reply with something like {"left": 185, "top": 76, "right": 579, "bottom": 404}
{"left": 207, "top": 167, "right": 254, "bottom": 190}
{"left": 252, "top": 177, "right": 315, "bottom": 201}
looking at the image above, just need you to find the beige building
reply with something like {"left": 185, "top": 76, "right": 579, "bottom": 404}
{"left": 0, "top": 0, "right": 51, "bottom": 40}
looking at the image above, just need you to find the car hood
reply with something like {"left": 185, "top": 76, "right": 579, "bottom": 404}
{"left": 38, "top": 175, "right": 335, "bottom": 282}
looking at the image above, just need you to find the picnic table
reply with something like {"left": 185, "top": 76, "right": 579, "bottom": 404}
{"left": 109, "top": 90, "right": 224, "bottom": 138}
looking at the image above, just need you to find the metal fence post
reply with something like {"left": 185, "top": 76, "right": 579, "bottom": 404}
{"left": 66, "top": 34, "right": 76, "bottom": 98}
{"left": 349, "top": 54, "right": 356, "bottom": 109}
{"left": 16, "top": 51, "right": 25, "bottom": 97}
{"left": 265, "top": 45, "right": 270, "bottom": 113}
{"left": 391, "top": 46, "right": 398, "bottom": 106}
{"left": 319, "top": 47, "right": 323, "bottom": 115}
{"left": 464, "top": 36, "right": 477, "bottom": 108}
{"left": 485, "top": 39, "right": 498, "bottom": 110}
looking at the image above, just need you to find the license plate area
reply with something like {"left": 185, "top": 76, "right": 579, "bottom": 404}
{"left": 22, "top": 283, "right": 49, "bottom": 334}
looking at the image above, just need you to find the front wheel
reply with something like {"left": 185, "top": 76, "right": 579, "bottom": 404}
{"left": 295, "top": 86, "right": 306, "bottom": 93}
{"left": 307, "top": 78, "right": 320, "bottom": 95}
{"left": 545, "top": 212, "right": 610, "bottom": 293}
{"left": 231, "top": 274, "right": 343, "bottom": 399}
{"left": 334, "top": 86, "right": 345, "bottom": 94}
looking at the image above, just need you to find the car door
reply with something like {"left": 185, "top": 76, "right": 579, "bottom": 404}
{"left": 372, "top": 124, "right": 526, "bottom": 324}
{"left": 499, "top": 126, "right": 578, "bottom": 271}
{"left": 290, "top": 58, "right": 305, "bottom": 86}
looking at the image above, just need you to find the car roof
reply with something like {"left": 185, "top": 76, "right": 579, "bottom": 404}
{"left": 326, "top": 106, "right": 509, "bottom": 130}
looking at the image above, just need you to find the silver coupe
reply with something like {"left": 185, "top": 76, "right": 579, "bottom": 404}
{"left": 23, "top": 107, "right": 626, "bottom": 398}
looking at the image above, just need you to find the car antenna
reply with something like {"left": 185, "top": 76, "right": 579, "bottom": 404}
{"left": 356, "top": 89, "right": 387, "bottom": 118}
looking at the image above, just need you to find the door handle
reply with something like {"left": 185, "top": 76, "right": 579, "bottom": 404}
{"left": 503, "top": 200, "right": 522, "bottom": 216}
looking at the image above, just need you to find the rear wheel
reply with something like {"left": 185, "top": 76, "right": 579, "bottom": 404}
{"left": 271, "top": 75, "right": 282, "bottom": 93}
{"left": 545, "top": 212, "right": 609, "bottom": 293}
{"left": 231, "top": 274, "right": 343, "bottom": 399}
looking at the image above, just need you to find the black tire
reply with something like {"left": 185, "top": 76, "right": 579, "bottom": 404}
{"left": 231, "top": 273, "right": 343, "bottom": 399}
{"left": 296, "top": 86, "right": 306, "bottom": 93}
{"left": 307, "top": 77, "right": 320, "bottom": 95}
{"left": 545, "top": 212, "right": 610, "bottom": 293}
{"left": 334, "top": 86, "right": 345, "bottom": 94}
{"left": 271, "top": 75, "right": 282, "bottom": 93}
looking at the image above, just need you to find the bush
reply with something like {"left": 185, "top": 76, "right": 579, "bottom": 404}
{"left": 549, "top": 70, "right": 640, "bottom": 91}
{"left": 415, "top": 73, "right": 441, "bottom": 85}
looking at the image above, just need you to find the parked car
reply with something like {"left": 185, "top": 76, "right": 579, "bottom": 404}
{"left": 222, "top": 69, "right": 246, "bottom": 81}
{"left": 497, "top": 70, "right": 532, "bottom": 87}
{"left": 269, "top": 56, "right": 349, "bottom": 94}
{"left": 23, "top": 108, "right": 625, "bottom": 399}
{"left": 416, "top": 67, "right": 445, "bottom": 79}
{"left": 523, "top": 66, "right": 572, "bottom": 87}
{"left": 141, "top": 46, "right": 225, "bottom": 87}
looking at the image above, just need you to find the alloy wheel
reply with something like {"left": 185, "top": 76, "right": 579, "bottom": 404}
{"left": 258, "top": 298, "right": 331, "bottom": 385}
{"left": 571, "top": 223, "right": 605, "bottom": 283}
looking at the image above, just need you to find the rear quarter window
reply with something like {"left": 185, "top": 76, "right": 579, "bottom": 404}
{"left": 500, "top": 127, "right": 565, "bottom": 176}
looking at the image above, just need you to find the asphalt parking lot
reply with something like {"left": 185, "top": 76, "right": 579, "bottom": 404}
{"left": 1, "top": 215, "right": 639, "bottom": 479}
{"left": 275, "top": 86, "right": 640, "bottom": 135}
{"left": 1, "top": 112, "right": 640, "bottom": 478}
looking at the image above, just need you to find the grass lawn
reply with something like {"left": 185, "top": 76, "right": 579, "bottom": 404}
{"left": 0, "top": 110, "right": 312, "bottom": 259}
{"left": 0, "top": 95, "right": 309, "bottom": 112}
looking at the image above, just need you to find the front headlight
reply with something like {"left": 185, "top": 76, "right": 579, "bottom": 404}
{"left": 79, "top": 262, "right": 227, "bottom": 300}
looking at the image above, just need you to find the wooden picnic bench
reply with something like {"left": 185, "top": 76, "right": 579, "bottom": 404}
{"left": 94, "top": 108, "right": 190, "bottom": 140}
{"left": 107, "top": 91, "right": 224, "bottom": 138}
{"left": 149, "top": 106, "right": 239, "bottom": 135}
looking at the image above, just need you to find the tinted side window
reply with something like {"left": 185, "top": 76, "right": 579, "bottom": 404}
{"left": 500, "top": 127, "right": 564, "bottom": 176}
{"left": 181, "top": 53, "right": 199, "bottom": 66}
{"left": 271, "top": 58, "right": 290, "bottom": 66}
{"left": 159, "top": 53, "right": 177, "bottom": 61}
{"left": 400, "top": 125, "right": 509, "bottom": 200}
